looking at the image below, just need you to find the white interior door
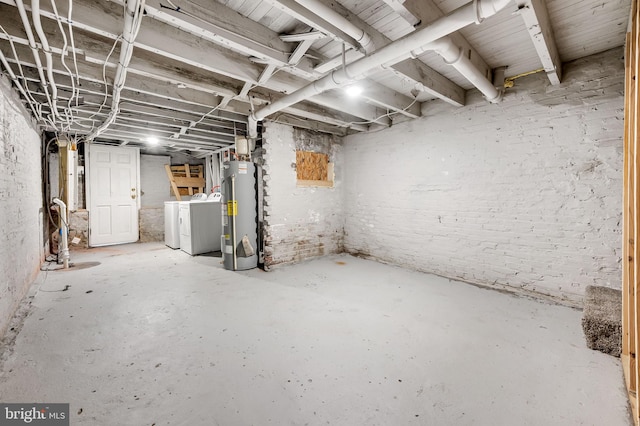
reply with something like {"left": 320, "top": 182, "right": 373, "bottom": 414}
{"left": 87, "top": 145, "right": 140, "bottom": 246}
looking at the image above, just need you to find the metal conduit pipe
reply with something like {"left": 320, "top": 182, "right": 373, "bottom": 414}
{"left": 14, "top": 0, "right": 58, "bottom": 128}
{"left": 249, "top": 0, "right": 512, "bottom": 137}
{"left": 294, "top": 0, "right": 375, "bottom": 54}
{"left": 31, "top": 0, "right": 63, "bottom": 122}
{"left": 86, "top": 0, "right": 145, "bottom": 141}
{"left": 425, "top": 36, "right": 502, "bottom": 103}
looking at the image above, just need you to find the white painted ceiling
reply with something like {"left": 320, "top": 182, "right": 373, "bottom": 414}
{"left": 0, "top": 0, "right": 632, "bottom": 156}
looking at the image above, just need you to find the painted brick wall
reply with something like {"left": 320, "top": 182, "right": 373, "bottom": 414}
{"left": 342, "top": 48, "right": 624, "bottom": 304}
{"left": 140, "top": 154, "right": 171, "bottom": 207}
{"left": 262, "top": 122, "right": 344, "bottom": 268}
{"left": 0, "top": 76, "right": 43, "bottom": 336}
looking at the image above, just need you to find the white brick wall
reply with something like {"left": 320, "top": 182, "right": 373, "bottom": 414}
{"left": 262, "top": 122, "right": 344, "bottom": 268}
{"left": 0, "top": 76, "right": 43, "bottom": 336}
{"left": 342, "top": 48, "right": 624, "bottom": 304}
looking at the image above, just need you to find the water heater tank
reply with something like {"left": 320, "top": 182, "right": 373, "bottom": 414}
{"left": 222, "top": 161, "right": 258, "bottom": 271}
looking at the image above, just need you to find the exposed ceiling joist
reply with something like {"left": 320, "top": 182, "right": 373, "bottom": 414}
{"left": 384, "top": 61, "right": 465, "bottom": 106}
{"left": 123, "top": 0, "right": 402, "bottom": 123}
{"left": 277, "top": 104, "right": 367, "bottom": 132}
{"left": 96, "top": 129, "right": 224, "bottom": 151}
{"left": 36, "top": 101, "right": 237, "bottom": 145}
{"left": 359, "top": 81, "right": 420, "bottom": 119}
{"left": 2, "top": 51, "right": 213, "bottom": 113}
{"left": 380, "top": 0, "right": 421, "bottom": 26}
{"left": 0, "top": 1, "right": 390, "bottom": 128}
{"left": 0, "top": 0, "right": 622, "bottom": 150}
{"left": 263, "top": 115, "right": 349, "bottom": 136}
{"left": 16, "top": 58, "right": 365, "bottom": 135}
{"left": 516, "top": 0, "right": 562, "bottom": 85}
{"left": 294, "top": 0, "right": 465, "bottom": 106}
{"left": 263, "top": 0, "right": 363, "bottom": 51}
{"left": 137, "top": 0, "right": 319, "bottom": 79}
{"left": 0, "top": 35, "right": 373, "bottom": 133}
{"left": 401, "top": 0, "right": 493, "bottom": 83}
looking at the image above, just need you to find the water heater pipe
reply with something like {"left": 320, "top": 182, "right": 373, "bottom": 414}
{"left": 248, "top": 0, "right": 512, "bottom": 138}
{"left": 52, "top": 197, "right": 70, "bottom": 269}
{"left": 230, "top": 174, "right": 237, "bottom": 271}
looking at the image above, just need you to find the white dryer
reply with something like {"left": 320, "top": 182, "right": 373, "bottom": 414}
{"left": 179, "top": 200, "right": 222, "bottom": 255}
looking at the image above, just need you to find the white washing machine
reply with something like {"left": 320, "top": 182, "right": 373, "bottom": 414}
{"left": 164, "top": 201, "right": 181, "bottom": 249}
{"left": 179, "top": 200, "right": 222, "bottom": 255}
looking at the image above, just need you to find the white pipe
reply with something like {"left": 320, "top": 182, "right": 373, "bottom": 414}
{"left": 299, "top": 0, "right": 498, "bottom": 102}
{"left": 251, "top": 0, "right": 511, "bottom": 129}
{"left": 14, "top": 0, "right": 58, "bottom": 129}
{"left": 87, "top": 0, "right": 145, "bottom": 140}
{"left": 426, "top": 37, "right": 502, "bottom": 103}
{"left": 31, "top": 0, "right": 63, "bottom": 122}
{"left": 52, "top": 197, "right": 70, "bottom": 269}
{"left": 294, "top": 0, "right": 375, "bottom": 54}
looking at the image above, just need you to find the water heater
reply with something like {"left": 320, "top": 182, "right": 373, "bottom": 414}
{"left": 222, "top": 161, "right": 258, "bottom": 270}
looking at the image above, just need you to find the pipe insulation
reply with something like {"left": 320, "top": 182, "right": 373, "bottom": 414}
{"left": 250, "top": 0, "right": 512, "bottom": 137}
{"left": 86, "top": 0, "right": 146, "bottom": 141}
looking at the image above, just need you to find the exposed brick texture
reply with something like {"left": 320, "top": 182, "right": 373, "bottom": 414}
{"left": 262, "top": 123, "right": 344, "bottom": 268}
{"left": 69, "top": 210, "right": 88, "bottom": 248}
{"left": 139, "top": 207, "right": 164, "bottom": 242}
{"left": 0, "top": 76, "right": 43, "bottom": 337}
{"left": 342, "top": 48, "right": 624, "bottom": 304}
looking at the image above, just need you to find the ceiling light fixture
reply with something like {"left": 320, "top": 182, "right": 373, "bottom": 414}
{"left": 146, "top": 136, "right": 159, "bottom": 145}
{"left": 345, "top": 84, "right": 363, "bottom": 97}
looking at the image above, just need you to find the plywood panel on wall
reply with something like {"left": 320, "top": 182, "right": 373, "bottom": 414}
{"left": 296, "top": 151, "right": 328, "bottom": 181}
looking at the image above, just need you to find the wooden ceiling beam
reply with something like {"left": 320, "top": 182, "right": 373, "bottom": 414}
{"left": 515, "top": 0, "right": 562, "bottom": 85}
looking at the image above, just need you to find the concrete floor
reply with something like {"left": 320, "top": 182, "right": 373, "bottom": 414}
{"left": 0, "top": 242, "right": 631, "bottom": 425}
